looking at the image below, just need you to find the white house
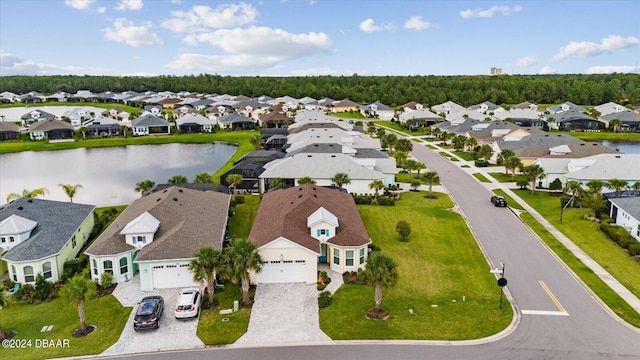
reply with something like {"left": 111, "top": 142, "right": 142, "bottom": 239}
{"left": 608, "top": 197, "right": 640, "bottom": 242}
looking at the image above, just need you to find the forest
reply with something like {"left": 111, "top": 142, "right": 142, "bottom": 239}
{"left": 1, "top": 73, "right": 639, "bottom": 108}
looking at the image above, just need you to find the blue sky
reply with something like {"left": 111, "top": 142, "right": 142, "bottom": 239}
{"left": 1, "top": 0, "right": 639, "bottom": 77}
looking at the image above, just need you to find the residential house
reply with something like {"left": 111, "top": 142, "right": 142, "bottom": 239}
{"left": 218, "top": 113, "right": 255, "bottom": 130}
{"left": 467, "top": 101, "right": 505, "bottom": 115}
{"left": 131, "top": 114, "right": 171, "bottom": 136}
{"left": 547, "top": 102, "right": 586, "bottom": 115}
{"left": 511, "top": 101, "right": 539, "bottom": 111}
{"left": 249, "top": 184, "right": 371, "bottom": 284}
{"left": 491, "top": 133, "right": 587, "bottom": 166}
{"left": 549, "top": 110, "right": 605, "bottom": 131}
{"left": 62, "top": 108, "right": 92, "bottom": 127}
{"left": 533, "top": 144, "right": 620, "bottom": 187}
{"left": 157, "top": 98, "right": 183, "bottom": 109}
{"left": 85, "top": 186, "right": 230, "bottom": 291}
{"left": 398, "top": 109, "right": 444, "bottom": 128}
{"left": 564, "top": 154, "right": 640, "bottom": 190}
{"left": 361, "top": 101, "right": 394, "bottom": 120}
{"left": 85, "top": 116, "right": 122, "bottom": 137}
{"left": 399, "top": 101, "right": 424, "bottom": 112}
{"left": 285, "top": 127, "right": 381, "bottom": 153}
{"left": 220, "top": 151, "right": 286, "bottom": 193}
{"left": 29, "top": 119, "right": 75, "bottom": 141}
{"left": 600, "top": 111, "right": 640, "bottom": 132}
{"left": 21, "top": 109, "right": 56, "bottom": 123}
{"left": 594, "top": 102, "right": 628, "bottom": 116}
{"left": 331, "top": 99, "right": 360, "bottom": 113}
{"left": 0, "top": 122, "right": 20, "bottom": 141}
{"left": 493, "top": 108, "right": 546, "bottom": 129}
{"left": 259, "top": 111, "right": 293, "bottom": 128}
{"left": 175, "top": 113, "right": 215, "bottom": 133}
{"left": 45, "top": 92, "right": 68, "bottom": 102}
{"left": 102, "top": 107, "right": 131, "bottom": 121}
{"left": 431, "top": 101, "right": 465, "bottom": 115}
{"left": 608, "top": 198, "right": 640, "bottom": 242}
{"left": 0, "top": 198, "right": 95, "bottom": 284}
{"left": 142, "top": 105, "right": 163, "bottom": 117}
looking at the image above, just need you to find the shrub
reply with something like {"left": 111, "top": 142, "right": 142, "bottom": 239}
{"left": 475, "top": 159, "right": 489, "bottom": 167}
{"left": 100, "top": 272, "right": 114, "bottom": 288}
{"left": 34, "top": 273, "right": 51, "bottom": 301}
{"left": 61, "top": 254, "right": 89, "bottom": 282}
{"left": 628, "top": 242, "right": 640, "bottom": 256}
{"left": 318, "top": 291, "right": 332, "bottom": 308}
{"left": 368, "top": 243, "right": 381, "bottom": 252}
{"left": 377, "top": 197, "right": 395, "bottom": 206}
{"left": 232, "top": 195, "right": 245, "bottom": 205}
{"left": 549, "top": 178, "right": 563, "bottom": 191}
{"left": 396, "top": 220, "right": 411, "bottom": 242}
{"left": 15, "top": 284, "right": 36, "bottom": 304}
{"left": 353, "top": 195, "right": 373, "bottom": 204}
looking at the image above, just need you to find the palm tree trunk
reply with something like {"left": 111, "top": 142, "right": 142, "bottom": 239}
{"left": 0, "top": 322, "right": 6, "bottom": 341}
{"left": 374, "top": 283, "right": 382, "bottom": 311}
{"left": 78, "top": 300, "right": 86, "bottom": 331}
{"left": 241, "top": 277, "right": 251, "bottom": 304}
{"left": 207, "top": 276, "right": 216, "bottom": 307}
{"left": 428, "top": 184, "right": 433, "bottom": 196}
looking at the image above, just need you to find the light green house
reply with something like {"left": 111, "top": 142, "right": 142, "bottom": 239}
{"left": 0, "top": 198, "right": 95, "bottom": 284}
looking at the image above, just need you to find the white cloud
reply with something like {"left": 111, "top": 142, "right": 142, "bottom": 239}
{"left": 162, "top": 3, "right": 258, "bottom": 33}
{"left": 103, "top": 18, "right": 163, "bottom": 47}
{"left": 585, "top": 65, "right": 639, "bottom": 74}
{"left": 0, "top": 50, "right": 110, "bottom": 76}
{"left": 553, "top": 35, "right": 640, "bottom": 61}
{"left": 116, "top": 0, "right": 143, "bottom": 11}
{"left": 359, "top": 18, "right": 381, "bottom": 33}
{"left": 404, "top": 16, "right": 431, "bottom": 31}
{"left": 97, "top": 7, "right": 106, "bottom": 13}
{"left": 539, "top": 66, "right": 556, "bottom": 75}
{"left": 64, "top": 0, "right": 96, "bottom": 10}
{"left": 514, "top": 56, "right": 536, "bottom": 67}
{"left": 171, "top": 0, "right": 181, "bottom": 3}
{"left": 460, "top": 5, "right": 522, "bottom": 19}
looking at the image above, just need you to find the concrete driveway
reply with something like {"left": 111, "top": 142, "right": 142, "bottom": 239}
{"left": 102, "top": 276, "right": 205, "bottom": 355}
{"left": 234, "top": 283, "right": 332, "bottom": 345}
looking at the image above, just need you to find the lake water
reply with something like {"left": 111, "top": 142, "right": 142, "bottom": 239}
{"left": 0, "top": 143, "right": 237, "bottom": 206}
{"left": 600, "top": 141, "right": 640, "bottom": 154}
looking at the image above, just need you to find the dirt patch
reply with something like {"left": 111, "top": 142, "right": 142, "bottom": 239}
{"left": 73, "top": 324, "right": 97, "bottom": 338}
{"left": 365, "top": 308, "right": 390, "bottom": 320}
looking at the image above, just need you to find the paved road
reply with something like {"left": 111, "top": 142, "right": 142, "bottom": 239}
{"left": 89, "top": 141, "right": 640, "bottom": 360}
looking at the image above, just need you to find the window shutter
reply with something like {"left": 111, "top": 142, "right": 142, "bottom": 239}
{"left": 317, "top": 229, "right": 321, "bottom": 236}
{"left": 326, "top": 229, "right": 330, "bottom": 236}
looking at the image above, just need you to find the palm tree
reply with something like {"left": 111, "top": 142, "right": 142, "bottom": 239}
{"left": 504, "top": 156, "right": 523, "bottom": 181}
{"left": 193, "top": 172, "right": 213, "bottom": 184}
{"left": 586, "top": 179, "right": 606, "bottom": 198}
{"left": 331, "top": 172, "right": 351, "bottom": 188}
{"left": 269, "top": 177, "right": 284, "bottom": 189}
{"left": 189, "top": 246, "right": 222, "bottom": 308}
{"left": 360, "top": 252, "right": 398, "bottom": 314}
{"left": 414, "top": 161, "right": 426, "bottom": 175}
{"left": 607, "top": 178, "right": 627, "bottom": 198}
{"left": 608, "top": 118, "right": 622, "bottom": 133}
{"left": 477, "top": 144, "right": 493, "bottom": 162}
{"left": 59, "top": 272, "right": 97, "bottom": 333}
{"left": 297, "top": 176, "right": 316, "bottom": 185}
{"left": 393, "top": 151, "right": 407, "bottom": 167}
{"left": 632, "top": 181, "right": 640, "bottom": 196}
{"left": 58, "top": 184, "right": 83, "bottom": 203}
{"left": 249, "top": 134, "right": 264, "bottom": 150}
{"left": 167, "top": 175, "right": 188, "bottom": 184}
{"left": 453, "top": 135, "right": 466, "bottom": 151}
{"left": 6, "top": 187, "right": 50, "bottom": 202}
{"left": 134, "top": 180, "right": 155, "bottom": 195}
{"left": 563, "top": 180, "right": 584, "bottom": 208}
{"left": 395, "top": 138, "right": 413, "bottom": 153}
{"left": 368, "top": 180, "right": 385, "bottom": 200}
{"left": 423, "top": 171, "right": 440, "bottom": 197}
{"left": 523, "top": 164, "right": 546, "bottom": 194}
{"left": 403, "top": 159, "right": 421, "bottom": 181}
{"left": 376, "top": 128, "right": 386, "bottom": 138}
{"left": 226, "top": 174, "right": 243, "bottom": 194}
{"left": 464, "top": 137, "right": 477, "bottom": 152}
{"left": 220, "top": 238, "right": 263, "bottom": 304}
{"left": 0, "top": 287, "right": 17, "bottom": 340}
{"left": 497, "top": 149, "right": 516, "bottom": 170}
{"left": 383, "top": 133, "right": 398, "bottom": 152}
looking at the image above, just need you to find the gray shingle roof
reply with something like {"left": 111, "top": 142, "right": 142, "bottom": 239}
{"left": 496, "top": 133, "right": 583, "bottom": 151}
{"left": 131, "top": 114, "right": 169, "bottom": 127}
{"left": 608, "top": 197, "right": 640, "bottom": 221}
{"left": 1, "top": 198, "right": 95, "bottom": 262}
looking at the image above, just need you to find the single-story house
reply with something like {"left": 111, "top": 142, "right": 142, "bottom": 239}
{"left": 249, "top": 184, "right": 371, "bottom": 284}
{"left": 0, "top": 122, "right": 20, "bottom": 141}
{"left": 21, "top": 110, "right": 56, "bottom": 123}
{"left": 175, "top": 113, "right": 215, "bottom": 133}
{"left": 86, "top": 116, "right": 122, "bottom": 137}
{"left": 218, "top": 113, "right": 256, "bottom": 130}
{"left": 564, "top": 154, "right": 640, "bottom": 191}
{"left": 361, "top": 101, "right": 394, "bottom": 120}
{"left": 85, "top": 186, "right": 230, "bottom": 291}
{"left": 608, "top": 197, "right": 640, "bottom": 242}
{"left": 29, "top": 119, "right": 75, "bottom": 141}
{"left": 131, "top": 114, "right": 171, "bottom": 136}
{"left": 0, "top": 198, "right": 95, "bottom": 284}
{"left": 331, "top": 99, "right": 361, "bottom": 113}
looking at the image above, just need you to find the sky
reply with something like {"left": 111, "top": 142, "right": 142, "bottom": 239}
{"left": 0, "top": 0, "right": 639, "bottom": 77}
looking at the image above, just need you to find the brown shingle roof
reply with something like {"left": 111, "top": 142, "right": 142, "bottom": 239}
{"left": 85, "top": 186, "right": 230, "bottom": 262}
{"left": 0, "top": 122, "right": 19, "bottom": 132}
{"left": 29, "top": 119, "right": 73, "bottom": 132}
{"left": 260, "top": 111, "right": 291, "bottom": 122}
{"left": 249, "top": 185, "right": 370, "bottom": 253}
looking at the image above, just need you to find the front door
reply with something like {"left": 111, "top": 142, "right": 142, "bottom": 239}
{"left": 132, "top": 250, "right": 139, "bottom": 273}
{"left": 318, "top": 243, "right": 328, "bottom": 263}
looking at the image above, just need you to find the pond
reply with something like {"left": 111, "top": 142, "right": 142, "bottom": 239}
{"left": 0, "top": 143, "right": 237, "bottom": 206}
{"left": 600, "top": 141, "right": 640, "bottom": 154}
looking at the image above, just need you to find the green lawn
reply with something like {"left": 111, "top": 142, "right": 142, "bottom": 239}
{"left": 514, "top": 190, "right": 640, "bottom": 299}
{"left": 549, "top": 130, "right": 640, "bottom": 142}
{"left": 473, "top": 173, "right": 492, "bottom": 183}
{"left": 196, "top": 284, "right": 252, "bottom": 345}
{"left": 226, "top": 195, "right": 261, "bottom": 239}
{"left": 519, "top": 213, "right": 640, "bottom": 327}
{"left": 487, "top": 171, "right": 524, "bottom": 183}
{"left": 0, "top": 295, "right": 130, "bottom": 360}
{"left": 328, "top": 112, "right": 365, "bottom": 120}
{"left": 320, "top": 191, "right": 513, "bottom": 340}
{"left": 491, "top": 189, "right": 524, "bottom": 211}
{"left": 452, "top": 151, "right": 476, "bottom": 161}
{"left": 395, "top": 172, "right": 435, "bottom": 185}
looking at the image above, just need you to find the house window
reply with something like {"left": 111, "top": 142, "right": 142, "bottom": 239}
{"left": 1, "top": 237, "right": 5, "bottom": 243}
{"left": 72, "top": 235, "right": 76, "bottom": 248}
{"left": 92, "top": 259, "right": 98, "bottom": 276}
{"left": 104, "top": 260, "right": 113, "bottom": 274}
{"left": 359, "top": 248, "right": 366, "bottom": 265}
{"left": 138, "top": 236, "right": 146, "bottom": 244}
{"left": 10, "top": 236, "right": 15, "bottom": 243}
{"left": 345, "top": 250, "right": 354, "bottom": 266}
{"left": 119, "top": 257, "right": 128, "bottom": 275}
{"left": 319, "top": 229, "right": 326, "bottom": 236}
{"left": 42, "top": 262, "right": 52, "bottom": 280}
{"left": 333, "top": 249, "right": 340, "bottom": 265}
{"left": 24, "top": 265, "right": 35, "bottom": 282}
{"left": 11, "top": 265, "right": 17, "bottom": 281}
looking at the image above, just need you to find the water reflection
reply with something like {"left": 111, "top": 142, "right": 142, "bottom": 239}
{"left": 0, "top": 143, "right": 237, "bottom": 206}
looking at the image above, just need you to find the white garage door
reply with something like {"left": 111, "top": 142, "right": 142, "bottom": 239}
{"left": 151, "top": 263, "right": 198, "bottom": 289}
{"left": 256, "top": 259, "right": 306, "bottom": 283}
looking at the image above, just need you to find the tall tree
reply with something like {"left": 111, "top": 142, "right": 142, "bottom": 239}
{"left": 189, "top": 246, "right": 222, "bottom": 308}
{"left": 464, "top": 137, "right": 477, "bottom": 152}
{"left": 496, "top": 149, "right": 516, "bottom": 170}
{"left": 134, "top": 180, "right": 155, "bottom": 195}
{"left": 368, "top": 180, "right": 385, "bottom": 200}
{"left": 269, "top": 177, "right": 284, "bottom": 189}
{"left": 193, "top": 172, "right": 213, "bottom": 184}
{"left": 477, "top": 144, "right": 493, "bottom": 162}
{"left": 607, "top": 178, "right": 627, "bottom": 198}
{"left": 59, "top": 272, "right": 97, "bottom": 333}
{"left": 167, "top": 175, "right": 188, "bottom": 184}
{"left": 608, "top": 118, "right": 622, "bottom": 133}
{"left": 403, "top": 159, "right": 421, "bottom": 181}
{"left": 395, "top": 138, "right": 413, "bottom": 153}
{"left": 226, "top": 174, "right": 243, "bottom": 194}
{"left": 563, "top": 180, "right": 584, "bottom": 208}
{"left": 6, "top": 187, "right": 49, "bottom": 202}
{"left": 504, "top": 156, "right": 523, "bottom": 181}
{"left": 523, "top": 164, "right": 546, "bottom": 194}
{"left": 249, "top": 134, "right": 265, "bottom": 150}
{"left": 422, "top": 171, "right": 440, "bottom": 197}
{"left": 360, "top": 252, "right": 399, "bottom": 314}
{"left": 220, "top": 238, "right": 263, "bottom": 304}
{"left": 297, "top": 176, "right": 316, "bottom": 185}
{"left": 59, "top": 184, "right": 83, "bottom": 203}
{"left": 632, "top": 181, "right": 640, "bottom": 196}
{"left": 383, "top": 133, "right": 398, "bottom": 152}
{"left": 586, "top": 179, "right": 606, "bottom": 198}
{"left": 331, "top": 172, "right": 351, "bottom": 188}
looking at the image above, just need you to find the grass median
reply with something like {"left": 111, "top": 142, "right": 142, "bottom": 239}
{"left": 320, "top": 191, "right": 513, "bottom": 340}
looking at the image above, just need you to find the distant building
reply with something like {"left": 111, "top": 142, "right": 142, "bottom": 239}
{"left": 488, "top": 67, "right": 502, "bottom": 76}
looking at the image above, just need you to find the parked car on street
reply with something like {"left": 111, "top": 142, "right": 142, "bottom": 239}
{"left": 490, "top": 195, "right": 508, "bottom": 207}
{"left": 175, "top": 287, "right": 202, "bottom": 319}
{"left": 133, "top": 295, "right": 164, "bottom": 331}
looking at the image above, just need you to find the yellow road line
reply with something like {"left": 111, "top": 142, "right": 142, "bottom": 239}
{"left": 539, "top": 280, "right": 567, "bottom": 313}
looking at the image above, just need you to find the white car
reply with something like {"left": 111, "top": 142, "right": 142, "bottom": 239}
{"left": 174, "top": 287, "right": 202, "bottom": 319}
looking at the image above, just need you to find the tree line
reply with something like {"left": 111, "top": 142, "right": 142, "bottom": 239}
{"left": 1, "top": 73, "right": 639, "bottom": 108}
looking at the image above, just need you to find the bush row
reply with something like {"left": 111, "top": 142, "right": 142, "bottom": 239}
{"left": 600, "top": 221, "right": 640, "bottom": 256}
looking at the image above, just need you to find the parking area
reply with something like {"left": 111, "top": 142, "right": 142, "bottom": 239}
{"left": 102, "top": 276, "right": 205, "bottom": 355}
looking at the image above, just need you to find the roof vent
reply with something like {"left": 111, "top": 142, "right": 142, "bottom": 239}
{"left": 312, "top": 187, "right": 316, "bottom": 190}
{"left": 331, "top": 155, "right": 336, "bottom": 158}
{"left": 313, "top": 194, "right": 317, "bottom": 198}
{"left": 163, "top": 189, "right": 168, "bottom": 193}
{"left": 27, "top": 199, "right": 33, "bottom": 203}
{"left": 17, "top": 206, "right": 24, "bottom": 210}
{"left": 157, "top": 198, "right": 161, "bottom": 202}
{"left": 173, "top": 197, "right": 178, "bottom": 201}
{"left": 298, "top": 195, "right": 302, "bottom": 198}
{"left": 615, "top": 155, "right": 621, "bottom": 158}
{"left": 178, "top": 189, "right": 183, "bottom": 192}
{"left": 307, "top": 155, "right": 312, "bottom": 157}
{"left": 580, "top": 143, "right": 585, "bottom": 146}
{"left": 291, "top": 201, "right": 294, "bottom": 204}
